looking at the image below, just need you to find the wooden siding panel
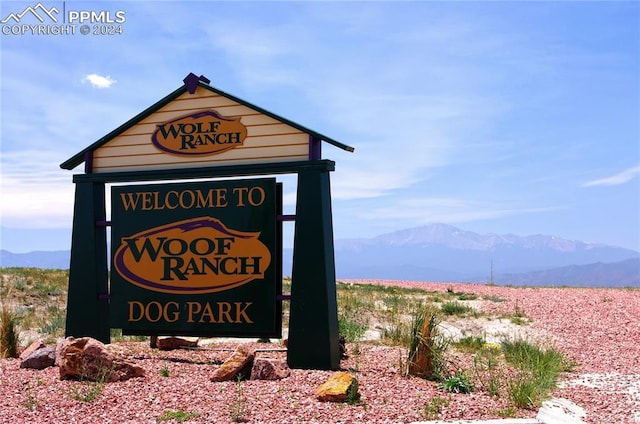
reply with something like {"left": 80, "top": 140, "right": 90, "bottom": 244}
{"left": 92, "top": 144, "right": 309, "bottom": 173}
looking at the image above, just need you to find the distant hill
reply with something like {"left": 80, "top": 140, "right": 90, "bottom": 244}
{"left": 0, "top": 250, "right": 70, "bottom": 269}
{"left": 493, "top": 257, "right": 640, "bottom": 287}
{"left": 2, "top": 224, "right": 639, "bottom": 287}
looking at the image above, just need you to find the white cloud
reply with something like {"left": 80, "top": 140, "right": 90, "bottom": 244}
{"left": 582, "top": 165, "right": 640, "bottom": 187}
{"left": 0, "top": 150, "right": 74, "bottom": 228}
{"left": 355, "top": 197, "right": 560, "bottom": 225}
{"left": 331, "top": 165, "right": 423, "bottom": 200}
{"left": 83, "top": 73, "right": 117, "bottom": 89}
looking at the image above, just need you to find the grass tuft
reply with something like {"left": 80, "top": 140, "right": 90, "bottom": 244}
{"left": 501, "top": 338, "right": 575, "bottom": 408}
{"left": 345, "top": 376, "right": 362, "bottom": 405}
{"left": 229, "top": 373, "right": 249, "bottom": 422}
{"left": 159, "top": 365, "right": 170, "bottom": 377}
{"left": 70, "top": 368, "right": 111, "bottom": 402}
{"left": 157, "top": 410, "right": 201, "bottom": 422}
{"left": 406, "top": 305, "right": 449, "bottom": 381}
{"left": 422, "top": 396, "right": 450, "bottom": 420}
{"left": 1, "top": 299, "right": 20, "bottom": 359}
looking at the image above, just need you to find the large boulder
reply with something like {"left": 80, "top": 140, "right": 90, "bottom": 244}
{"left": 210, "top": 345, "right": 254, "bottom": 382}
{"left": 250, "top": 358, "right": 290, "bottom": 381}
{"left": 57, "top": 337, "right": 144, "bottom": 382}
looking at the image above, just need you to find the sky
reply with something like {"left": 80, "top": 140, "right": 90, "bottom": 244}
{"left": 0, "top": 0, "right": 639, "bottom": 254}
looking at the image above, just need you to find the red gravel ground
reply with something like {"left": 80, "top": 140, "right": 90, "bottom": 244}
{"left": 1, "top": 280, "right": 638, "bottom": 423}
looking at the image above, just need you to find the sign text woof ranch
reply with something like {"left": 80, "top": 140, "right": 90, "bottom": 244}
{"left": 110, "top": 178, "right": 280, "bottom": 337}
{"left": 152, "top": 110, "right": 248, "bottom": 156}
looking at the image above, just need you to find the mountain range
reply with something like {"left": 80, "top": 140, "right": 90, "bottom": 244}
{"left": 296, "top": 224, "right": 639, "bottom": 287}
{"left": 2, "top": 224, "right": 638, "bottom": 287}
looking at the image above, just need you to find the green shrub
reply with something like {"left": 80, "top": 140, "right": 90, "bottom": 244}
{"left": 440, "top": 371, "right": 474, "bottom": 394}
{"left": 338, "top": 316, "right": 367, "bottom": 343}
{"left": 440, "top": 301, "right": 472, "bottom": 316}
{"left": 484, "top": 295, "right": 507, "bottom": 303}
{"left": 456, "top": 292, "right": 478, "bottom": 301}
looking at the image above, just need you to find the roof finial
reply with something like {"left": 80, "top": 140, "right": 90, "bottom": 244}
{"left": 183, "top": 72, "right": 210, "bottom": 94}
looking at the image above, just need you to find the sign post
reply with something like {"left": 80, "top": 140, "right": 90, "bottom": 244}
{"left": 61, "top": 73, "right": 353, "bottom": 370}
{"left": 65, "top": 181, "right": 109, "bottom": 342}
{"left": 287, "top": 169, "right": 341, "bottom": 369}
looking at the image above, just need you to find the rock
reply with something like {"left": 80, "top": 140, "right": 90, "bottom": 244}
{"left": 316, "top": 371, "right": 358, "bottom": 402}
{"left": 20, "top": 346, "right": 56, "bottom": 370}
{"left": 156, "top": 336, "right": 198, "bottom": 351}
{"left": 537, "top": 397, "right": 587, "bottom": 424}
{"left": 19, "top": 339, "right": 46, "bottom": 360}
{"left": 250, "top": 358, "right": 290, "bottom": 380}
{"left": 210, "top": 345, "right": 255, "bottom": 382}
{"left": 57, "top": 337, "right": 144, "bottom": 382}
{"left": 109, "top": 357, "right": 146, "bottom": 382}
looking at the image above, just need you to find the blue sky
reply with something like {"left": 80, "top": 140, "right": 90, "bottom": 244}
{"left": 1, "top": 1, "right": 639, "bottom": 253}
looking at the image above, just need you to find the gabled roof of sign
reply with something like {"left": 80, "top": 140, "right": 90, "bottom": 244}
{"left": 60, "top": 73, "right": 354, "bottom": 170}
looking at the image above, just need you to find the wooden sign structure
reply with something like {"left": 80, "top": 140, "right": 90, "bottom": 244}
{"left": 60, "top": 73, "right": 354, "bottom": 370}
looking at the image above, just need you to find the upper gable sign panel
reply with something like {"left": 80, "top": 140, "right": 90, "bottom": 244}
{"left": 90, "top": 86, "right": 310, "bottom": 173}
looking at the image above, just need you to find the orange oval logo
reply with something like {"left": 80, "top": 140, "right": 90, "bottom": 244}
{"left": 113, "top": 217, "right": 271, "bottom": 294}
{"left": 152, "top": 110, "right": 248, "bottom": 156}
